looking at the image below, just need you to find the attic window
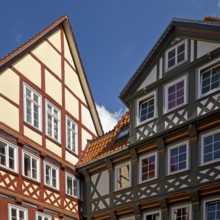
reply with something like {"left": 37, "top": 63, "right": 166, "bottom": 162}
{"left": 166, "top": 40, "right": 187, "bottom": 70}
{"left": 116, "top": 126, "right": 129, "bottom": 140}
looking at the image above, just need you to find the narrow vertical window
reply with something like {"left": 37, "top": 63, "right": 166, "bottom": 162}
{"left": 44, "top": 162, "right": 59, "bottom": 190}
{"left": 172, "top": 205, "right": 191, "bottom": 220}
{"left": 65, "top": 173, "right": 80, "bottom": 198}
{"left": 24, "top": 84, "right": 41, "bottom": 130}
{"left": 66, "top": 116, "right": 78, "bottom": 154}
{"left": 46, "top": 101, "right": 60, "bottom": 142}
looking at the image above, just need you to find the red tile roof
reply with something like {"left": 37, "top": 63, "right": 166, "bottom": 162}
{"left": 204, "top": 16, "right": 220, "bottom": 22}
{"left": 79, "top": 111, "right": 130, "bottom": 165}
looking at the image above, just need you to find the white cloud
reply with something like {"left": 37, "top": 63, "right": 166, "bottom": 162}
{"left": 96, "top": 104, "right": 125, "bottom": 133}
{"left": 15, "top": 33, "right": 23, "bottom": 43}
{"left": 218, "top": 0, "right": 220, "bottom": 8}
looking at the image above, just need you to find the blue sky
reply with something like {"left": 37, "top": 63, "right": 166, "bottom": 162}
{"left": 1, "top": 0, "right": 220, "bottom": 131}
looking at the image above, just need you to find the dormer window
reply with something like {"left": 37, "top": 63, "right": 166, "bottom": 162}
{"left": 166, "top": 40, "right": 187, "bottom": 70}
{"left": 137, "top": 91, "right": 157, "bottom": 125}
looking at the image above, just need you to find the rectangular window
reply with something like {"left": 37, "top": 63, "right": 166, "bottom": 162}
{"left": 143, "top": 211, "right": 161, "bottom": 220}
{"left": 168, "top": 141, "right": 189, "bottom": 175}
{"left": 204, "top": 199, "right": 220, "bottom": 220}
{"left": 22, "top": 151, "right": 40, "bottom": 181}
{"left": 36, "top": 212, "right": 51, "bottom": 220}
{"left": 115, "top": 162, "right": 131, "bottom": 191}
{"left": 66, "top": 116, "right": 78, "bottom": 154}
{"left": 9, "top": 204, "right": 28, "bottom": 220}
{"left": 165, "top": 76, "right": 186, "bottom": 112}
{"left": 44, "top": 162, "right": 59, "bottom": 190}
{"left": 200, "top": 63, "right": 220, "bottom": 96}
{"left": 172, "top": 204, "right": 191, "bottom": 220}
{"left": 166, "top": 40, "right": 187, "bottom": 70}
{"left": 137, "top": 91, "right": 156, "bottom": 124}
{"left": 46, "top": 101, "right": 60, "bottom": 142}
{"left": 139, "top": 152, "right": 157, "bottom": 183}
{"left": 24, "top": 83, "right": 41, "bottom": 130}
{"left": 201, "top": 129, "right": 220, "bottom": 165}
{"left": 0, "top": 139, "right": 18, "bottom": 172}
{"left": 65, "top": 173, "right": 80, "bottom": 198}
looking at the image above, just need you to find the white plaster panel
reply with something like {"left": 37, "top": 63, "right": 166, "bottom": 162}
{"left": 81, "top": 128, "right": 92, "bottom": 150}
{"left": 65, "top": 88, "right": 79, "bottom": 120}
{"left": 138, "top": 65, "right": 157, "bottom": 91}
{"left": 0, "top": 98, "right": 19, "bottom": 131}
{"left": 24, "top": 125, "right": 42, "bottom": 145}
{"left": 190, "top": 40, "right": 194, "bottom": 62}
{"left": 197, "top": 41, "right": 220, "bottom": 58}
{"left": 13, "top": 54, "right": 41, "bottom": 88}
{"left": 64, "top": 33, "right": 76, "bottom": 69}
{"left": 0, "top": 68, "right": 19, "bottom": 104}
{"left": 65, "top": 150, "right": 78, "bottom": 165}
{"left": 81, "top": 105, "right": 96, "bottom": 135}
{"left": 47, "top": 29, "right": 61, "bottom": 53}
{"left": 45, "top": 70, "right": 62, "bottom": 105}
{"left": 96, "top": 170, "right": 109, "bottom": 196}
{"left": 64, "top": 62, "right": 86, "bottom": 104}
{"left": 32, "top": 41, "right": 61, "bottom": 78}
{"left": 159, "top": 57, "right": 163, "bottom": 79}
{"left": 46, "top": 139, "right": 62, "bottom": 157}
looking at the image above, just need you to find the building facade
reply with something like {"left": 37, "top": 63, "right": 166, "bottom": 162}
{"left": 77, "top": 17, "right": 220, "bottom": 220}
{"left": 0, "top": 16, "right": 103, "bottom": 220}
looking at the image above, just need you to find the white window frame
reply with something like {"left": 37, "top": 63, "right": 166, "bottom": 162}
{"left": 0, "top": 138, "right": 18, "bottom": 172}
{"left": 136, "top": 91, "right": 157, "bottom": 125}
{"left": 65, "top": 173, "right": 80, "bottom": 198}
{"left": 36, "top": 212, "right": 52, "bottom": 220}
{"left": 168, "top": 141, "right": 189, "bottom": 175}
{"left": 45, "top": 100, "right": 61, "bottom": 142}
{"left": 115, "top": 161, "right": 131, "bottom": 191}
{"left": 198, "top": 59, "right": 220, "bottom": 98}
{"left": 164, "top": 75, "right": 187, "bottom": 113}
{"left": 165, "top": 40, "right": 188, "bottom": 71}
{"left": 22, "top": 150, "right": 40, "bottom": 182}
{"left": 44, "top": 162, "right": 59, "bottom": 190}
{"left": 120, "top": 216, "right": 135, "bottom": 220}
{"left": 66, "top": 116, "right": 78, "bottom": 154}
{"left": 201, "top": 129, "right": 220, "bottom": 166}
{"left": 143, "top": 210, "right": 161, "bottom": 220}
{"left": 23, "top": 83, "right": 42, "bottom": 130}
{"left": 8, "top": 204, "right": 28, "bottom": 220}
{"left": 139, "top": 152, "right": 158, "bottom": 184}
{"left": 203, "top": 198, "right": 220, "bottom": 220}
{"left": 171, "top": 204, "right": 192, "bottom": 220}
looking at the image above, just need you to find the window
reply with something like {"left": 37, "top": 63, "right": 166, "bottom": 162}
{"left": 22, "top": 151, "right": 40, "bottom": 181}
{"left": 36, "top": 212, "right": 51, "bottom": 220}
{"left": 24, "top": 83, "right": 41, "bottom": 130}
{"left": 46, "top": 101, "right": 60, "bottom": 142}
{"left": 165, "top": 76, "right": 186, "bottom": 112}
{"left": 44, "top": 162, "right": 59, "bottom": 190}
{"left": 139, "top": 152, "right": 158, "bottom": 183}
{"left": 171, "top": 204, "right": 191, "bottom": 220}
{"left": 201, "top": 129, "right": 220, "bottom": 165}
{"left": 137, "top": 92, "right": 156, "bottom": 124}
{"left": 143, "top": 211, "right": 161, "bottom": 220}
{"left": 166, "top": 40, "right": 187, "bottom": 70}
{"left": 120, "top": 217, "right": 134, "bottom": 220}
{"left": 65, "top": 173, "right": 80, "bottom": 198}
{"left": 204, "top": 199, "right": 220, "bottom": 220}
{"left": 115, "top": 162, "right": 131, "bottom": 191}
{"left": 168, "top": 141, "right": 189, "bottom": 175}
{"left": 8, "top": 204, "right": 28, "bottom": 220}
{"left": 66, "top": 116, "right": 78, "bottom": 154}
{"left": 199, "top": 62, "right": 220, "bottom": 96}
{"left": 0, "top": 139, "right": 18, "bottom": 172}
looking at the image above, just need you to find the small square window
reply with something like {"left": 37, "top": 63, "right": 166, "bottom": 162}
{"left": 0, "top": 138, "right": 18, "bottom": 172}
{"left": 36, "top": 212, "right": 51, "bottom": 220}
{"left": 137, "top": 91, "right": 156, "bottom": 125}
{"left": 201, "top": 129, "right": 220, "bottom": 165}
{"left": 115, "top": 162, "right": 131, "bottom": 191}
{"left": 44, "top": 162, "right": 59, "bottom": 190}
{"left": 65, "top": 173, "right": 80, "bottom": 198}
{"left": 171, "top": 204, "right": 191, "bottom": 220}
{"left": 168, "top": 141, "right": 189, "bottom": 175}
{"left": 166, "top": 40, "right": 187, "bottom": 70}
{"left": 139, "top": 152, "right": 158, "bottom": 183}
{"left": 165, "top": 76, "right": 187, "bottom": 112}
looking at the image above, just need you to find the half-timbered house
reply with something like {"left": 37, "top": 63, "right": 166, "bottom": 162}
{"left": 77, "top": 16, "right": 220, "bottom": 220}
{"left": 0, "top": 15, "right": 103, "bottom": 220}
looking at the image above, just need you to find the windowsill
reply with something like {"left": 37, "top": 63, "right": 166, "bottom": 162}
{"left": 44, "top": 184, "right": 60, "bottom": 193}
{"left": 22, "top": 175, "right": 41, "bottom": 185}
{"left": 139, "top": 177, "right": 158, "bottom": 185}
{"left": 136, "top": 116, "right": 158, "bottom": 128}
{"left": 114, "top": 185, "right": 132, "bottom": 192}
{"left": 0, "top": 165, "right": 18, "bottom": 176}
{"left": 66, "top": 148, "right": 79, "bottom": 158}
{"left": 200, "top": 159, "right": 220, "bottom": 167}
{"left": 164, "top": 103, "right": 188, "bottom": 115}
{"left": 65, "top": 193, "right": 79, "bottom": 200}
{"left": 165, "top": 59, "right": 188, "bottom": 74}
{"left": 23, "top": 122, "right": 42, "bottom": 135}
{"left": 197, "top": 88, "right": 220, "bottom": 100}
{"left": 167, "top": 168, "right": 189, "bottom": 177}
{"left": 46, "top": 135, "right": 61, "bottom": 147}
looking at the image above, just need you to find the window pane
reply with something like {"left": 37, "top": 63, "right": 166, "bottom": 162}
{"left": 24, "top": 154, "right": 31, "bottom": 177}
{"left": 67, "top": 176, "right": 73, "bottom": 195}
{"left": 0, "top": 141, "right": 6, "bottom": 166}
